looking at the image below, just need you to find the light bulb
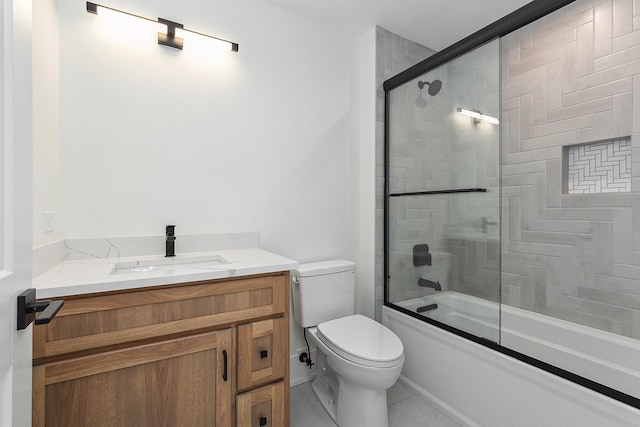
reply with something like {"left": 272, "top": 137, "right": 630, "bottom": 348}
{"left": 94, "top": 4, "right": 167, "bottom": 34}
{"left": 175, "top": 28, "right": 236, "bottom": 52}
{"left": 481, "top": 115, "right": 500, "bottom": 125}
{"left": 457, "top": 107, "right": 482, "bottom": 120}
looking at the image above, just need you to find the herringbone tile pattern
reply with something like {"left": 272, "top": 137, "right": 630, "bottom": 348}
{"left": 375, "top": 27, "right": 435, "bottom": 321}
{"left": 501, "top": 0, "right": 640, "bottom": 338}
{"left": 567, "top": 137, "right": 631, "bottom": 194}
{"left": 386, "top": 40, "right": 501, "bottom": 311}
{"left": 382, "top": 0, "right": 640, "bottom": 340}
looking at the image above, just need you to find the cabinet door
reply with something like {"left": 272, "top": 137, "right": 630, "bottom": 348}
{"left": 33, "top": 330, "right": 233, "bottom": 427}
{"left": 237, "top": 317, "right": 286, "bottom": 390}
{"left": 237, "top": 381, "right": 285, "bottom": 427}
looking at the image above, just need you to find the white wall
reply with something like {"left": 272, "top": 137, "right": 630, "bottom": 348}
{"left": 33, "top": 0, "right": 376, "bottom": 362}
{"left": 355, "top": 27, "right": 376, "bottom": 319}
{"left": 58, "top": 0, "right": 356, "bottom": 256}
{"left": 32, "top": 0, "right": 61, "bottom": 247}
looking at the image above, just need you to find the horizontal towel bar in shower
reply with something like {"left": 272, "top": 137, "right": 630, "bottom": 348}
{"left": 389, "top": 188, "right": 487, "bottom": 197}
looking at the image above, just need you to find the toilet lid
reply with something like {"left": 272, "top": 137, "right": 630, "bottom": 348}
{"left": 317, "top": 314, "right": 404, "bottom": 368}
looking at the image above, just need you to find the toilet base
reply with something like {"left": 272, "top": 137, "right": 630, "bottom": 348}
{"left": 310, "top": 351, "right": 339, "bottom": 422}
{"left": 310, "top": 349, "right": 392, "bottom": 427}
{"left": 335, "top": 376, "right": 390, "bottom": 427}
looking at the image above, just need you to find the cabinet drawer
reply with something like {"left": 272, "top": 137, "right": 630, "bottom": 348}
{"left": 34, "top": 273, "right": 288, "bottom": 362}
{"left": 236, "top": 381, "right": 286, "bottom": 427}
{"left": 237, "top": 317, "right": 287, "bottom": 390}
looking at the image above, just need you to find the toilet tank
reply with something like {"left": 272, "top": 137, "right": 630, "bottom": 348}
{"left": 291, "top": 260, "right": 355, "bottom": 328}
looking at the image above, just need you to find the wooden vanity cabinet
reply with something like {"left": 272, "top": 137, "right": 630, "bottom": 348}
{"left": 32, "top": 272, "right": 290, "bottom": 427}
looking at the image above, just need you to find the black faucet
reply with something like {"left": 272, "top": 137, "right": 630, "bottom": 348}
{"left": 165, "top": 225, "right": 176, "bottom": 257}
{"left": 418, "top": 278, "right": 441, "bottom": 291}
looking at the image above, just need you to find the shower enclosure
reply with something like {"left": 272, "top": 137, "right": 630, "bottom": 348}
{"left": 386, "top": 39, "right": 501, "bottom": 343}
{"left": 384, "top": 0, "right": 640, "bottom": 409}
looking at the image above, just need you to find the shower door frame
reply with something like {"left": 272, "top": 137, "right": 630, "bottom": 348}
{"left": 383, "top": 0, "right": 640, "bottom": 410}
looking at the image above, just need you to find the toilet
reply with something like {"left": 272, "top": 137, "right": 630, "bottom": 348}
{"left": 291, "top": 260, "right": 404, "bottom": 427}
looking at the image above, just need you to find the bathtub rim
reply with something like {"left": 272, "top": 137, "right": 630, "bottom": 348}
{"left": 395, "top": 292, "right": 501, "bottom": 342}
{"left": 383, "top": 299, "right": 640, "bottom": 410}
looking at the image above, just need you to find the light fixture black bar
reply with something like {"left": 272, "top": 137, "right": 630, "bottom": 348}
{"left": 383, "top": 0, "right": 576, "bottom": 92}
{"left": 389, "top": 188, "right": 487, "bottom": 197}
{"left": 85, "top": 1, "right": 239, "bottom": 53}
{"left": 178, "top": 27, "right": 239, "bottom": 52}
{"left": 86, "top": 1, "right": 155, "bottom": 24}
{"left": 158, "top": 18, "right": 184, "bottom": 50}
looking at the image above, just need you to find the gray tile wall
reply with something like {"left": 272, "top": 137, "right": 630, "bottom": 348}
{"left": 375, "top": 27, "right": 435, "bottom": 321}
{"left": 502, "top": 0, "right": 640, "bottom": 338}
{"left": 386, "top": 40, "right": 502, "bottom": 311}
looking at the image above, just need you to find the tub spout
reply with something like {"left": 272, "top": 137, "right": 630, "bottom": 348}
{"left": 418, "top": 278, "right": 441, "bottom": 291}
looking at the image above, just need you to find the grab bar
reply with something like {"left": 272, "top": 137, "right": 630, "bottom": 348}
{"left": 390, "top": 188, "right": 487, "bottom": 197}
{"left": 417, "top": 303, "right": 438, "bottom": 313}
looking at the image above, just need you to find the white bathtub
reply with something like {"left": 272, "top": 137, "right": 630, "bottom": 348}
{"left": 396, "top": 292, "right": 500, "bottom": 342}
{"left": 395, "top": 291, "right": 640, "bottom": 399}
{"left": 385, "top": 292, "right": 640, "bottom": 426}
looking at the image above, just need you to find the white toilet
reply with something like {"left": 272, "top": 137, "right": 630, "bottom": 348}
{"left": 291, "top": 260, "right": 404, "bottom": 427}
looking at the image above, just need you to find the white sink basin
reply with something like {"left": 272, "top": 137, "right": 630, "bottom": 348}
{"left": 111, "top": 254, "right": 230, "bottom": 275}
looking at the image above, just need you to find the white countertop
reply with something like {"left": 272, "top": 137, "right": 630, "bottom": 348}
{"left": 34, "top": 248, "right": 298, "bottom": 298}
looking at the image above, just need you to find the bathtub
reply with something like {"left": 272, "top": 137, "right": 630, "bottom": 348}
{"left": 396, "top": 292, "right": 500, "bottom": 342}
{"left": 385, "top": 292, "right": 640, "bottom": 426}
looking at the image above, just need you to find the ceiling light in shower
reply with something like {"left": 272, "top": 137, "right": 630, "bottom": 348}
{"left": 415, "top": 79, "right": 442, "bottom": 108}
{"left": 457, "top": 107, "right": 499, "bottom": 125}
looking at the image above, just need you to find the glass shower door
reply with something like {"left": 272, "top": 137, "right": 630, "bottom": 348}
{"left": 386, "top": 39, "right": 501, "bottom": 343}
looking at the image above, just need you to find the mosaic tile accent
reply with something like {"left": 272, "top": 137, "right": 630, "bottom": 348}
{"left": 567, "top": 138, "right": 632, "bottom": 194}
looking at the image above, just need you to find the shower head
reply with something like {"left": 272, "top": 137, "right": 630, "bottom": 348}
{"left": 415, "top": 79, "right": 442, "bottom": 108}
{"left": 418, "top": 79, "right": 442, "bottom": 96}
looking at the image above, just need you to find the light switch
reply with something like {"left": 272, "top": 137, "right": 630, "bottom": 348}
{"left": 44, "top": 211, "right": 56, "bottom": 232}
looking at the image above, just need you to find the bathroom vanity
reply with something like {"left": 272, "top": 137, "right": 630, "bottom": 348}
{"left": 32, "top": 247, "right": 295, "bottom": 427}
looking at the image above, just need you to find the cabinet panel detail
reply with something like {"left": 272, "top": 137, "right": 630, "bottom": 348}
{"left": 237, "top": 317, "right": 286, "bottom": 390}
{"left": 37, "top": 330, "right": 232, "bottom": 427}
{"left": 237, "top": 382, "right": 285, "bottom": 427}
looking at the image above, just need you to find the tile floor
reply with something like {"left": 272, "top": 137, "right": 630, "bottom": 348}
{"left": 290, "top": 380, "right": 464, "bottom": 427}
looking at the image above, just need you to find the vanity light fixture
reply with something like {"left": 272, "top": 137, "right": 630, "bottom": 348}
{"left": 86, "top": 2, "right": 239, "bottom": 53}
{"left": 457, "top": 107, "right": 499, "bottom": 125}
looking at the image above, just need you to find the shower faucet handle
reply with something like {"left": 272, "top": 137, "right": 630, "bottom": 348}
{"left": 413, "top": 244, "right": 432, "bottom": 266}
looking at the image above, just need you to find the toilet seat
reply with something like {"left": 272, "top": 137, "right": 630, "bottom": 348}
{"left": 316, "top": 314, "right": 404, "bottom": 368}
